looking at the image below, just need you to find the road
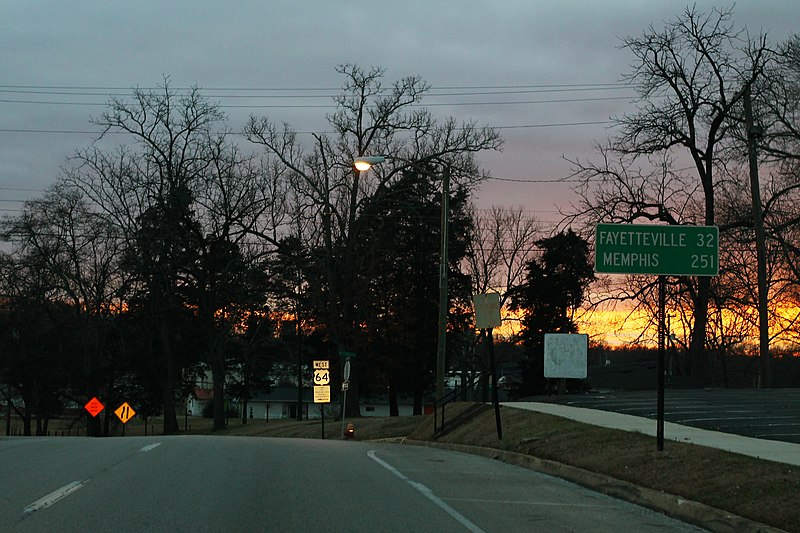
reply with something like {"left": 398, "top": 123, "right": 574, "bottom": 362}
{"left": 0, "top": 436, "right": 704, "bottom": 532}
{"left": 531, "top": 388, "right": 800, "bottom": 443}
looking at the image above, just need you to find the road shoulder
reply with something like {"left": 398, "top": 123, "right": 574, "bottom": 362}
{"left": 393, "top": 438, "right": 786, "bottom": 533}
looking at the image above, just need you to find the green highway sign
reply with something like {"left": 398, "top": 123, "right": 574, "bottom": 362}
{"left": 595, "top": 223, "right": 719, "bottom": 276}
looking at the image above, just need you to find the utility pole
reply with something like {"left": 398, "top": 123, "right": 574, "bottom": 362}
{"left": 744, "top": 86, "right": 771, "bottom": 388}
{"left": 294, "top": 240, "right": 305, "bottom": 422}
{"left": 295, "top": 289, "right": 304, "bottom": 421}
{"left": 436, "top": 166, "right": 450, "bottom": 404}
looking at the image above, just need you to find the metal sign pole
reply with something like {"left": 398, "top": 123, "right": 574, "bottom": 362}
{"left": 340, "top": 386, "right": 348, "bottom": 438}
{"left": 5, "top": 383, "right": 11, "bottom": 437}
{"left": 657, "top": 275, "right": 666, "bottom": 451}
{"left": 340, "top": 358, "right": 351, "bottom": 439}
{"left": 487, "top": 328, "right": 502, "bottom": 440}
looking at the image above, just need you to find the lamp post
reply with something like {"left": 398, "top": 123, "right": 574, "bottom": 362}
{"left": 354, "top": 156, "right": 449, "bottom": 404}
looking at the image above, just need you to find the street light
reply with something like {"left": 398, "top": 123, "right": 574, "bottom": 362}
{"left": 353, "top": 156, "right": 386, "bottom": 172}
{"left": 354, "top": 155, "right": 450, "bottom": 404}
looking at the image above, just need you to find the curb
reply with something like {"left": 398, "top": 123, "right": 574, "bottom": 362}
{"left": 394, "top": 439, "right": 786, "bottom": 533}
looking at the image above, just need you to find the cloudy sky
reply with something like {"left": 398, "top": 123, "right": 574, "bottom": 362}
{"left": 2, "top": 1, "right": 798, "bottom": 229}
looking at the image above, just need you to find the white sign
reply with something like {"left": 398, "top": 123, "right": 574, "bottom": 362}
{"left": 314, "top": 385, "right": 330, "bottom": 403}
{"left": 473, "top": 293, "right": 502, "bottom": 329}
{"left": 313, "top": 369, "right": 330, "bottom": 385}
{"left": 544, "top": 333, "right": 588, "bottom": 379}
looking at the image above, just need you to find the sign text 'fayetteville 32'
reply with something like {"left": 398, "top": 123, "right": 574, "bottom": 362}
{"left": 595, "top": 223, "right": 719, "bottom": 277}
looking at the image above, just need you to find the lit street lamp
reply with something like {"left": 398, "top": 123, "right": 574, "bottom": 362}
{"left": 353, "top": 156, "right": 386, "bottom": 172}
{"left": 354, "top": 155, "right": 450, "bottom": 404}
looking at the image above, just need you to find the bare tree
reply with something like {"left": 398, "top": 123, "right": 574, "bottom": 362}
{"left": 464, "top": 205, "right": 542, "bottom": 377}
{"left": 65, "top": 80, "right": 288, "bottom": 433}
{"left": 244, "top": 64, "right": 501, "bottom": 415}
{"left": 467, "top": 205, "right": 542, "bottom": 307}
{"left": 570, "top": 6, "right": 776, "bottom": 383}
{"left": 1, "top": 183, "right": 127, "bottom": 435}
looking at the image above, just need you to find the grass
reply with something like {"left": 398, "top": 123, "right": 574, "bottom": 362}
{"left": 421, "top": 404, "right": 800, "bottom": 532}
{"left": 17, "top": 404, "right": 800, "bottom": 531}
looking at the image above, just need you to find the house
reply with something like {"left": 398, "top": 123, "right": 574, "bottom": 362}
{"left": 186, "top": 365, "right": 427, "bottom": 420}
{"left": 188, "top": 384, "right": 422, "bottom": 421}
{"left": 246, "top": 387, "right": 315, "bottom": 420}
{"left": 242, "top": 388, "right": 421, "bottom": 419}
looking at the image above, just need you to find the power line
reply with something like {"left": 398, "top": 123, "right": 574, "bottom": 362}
{"left": 0, "top": 128, "right": 105, "bottom": 135}
{"left": 0, "top": 82, "right": 628, "bottom": 92}
{"left": 0, "top": 174, "right": 593, "bottom": 195}
{"left": 0, "top": 119, "right": 613, "bottom": 136}
{"left": 0, "top": 81, "right": 633, "bottom": 117}
{"left": 0, "top": 87, "right": 629, "bottom": 99}
{"left": 0, "top": 187, "right": 44, "bottom": 192}
{"left": 486, "top": 176, "right": 577, "bottom": 183}
{"left": 0, "top": 95, "right": 633, "bottom": 109}
{"left": 0, "top": 98, "right": 329, "bottom": 109}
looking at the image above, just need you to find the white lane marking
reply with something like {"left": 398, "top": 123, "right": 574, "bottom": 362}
{"left": 445, "top": 497, "right": 606, "bottom": 507}
{"left": 139, "top": 442, "right": 162, "bottom": 452}
{"left": 676, "top": 416, "right": 795, "bottom": 423}
{"left": 24, "top": 480, "right": 88, "bottom": 514}
{"left": 367, "top": 450, "right": 486, "bottom": 533}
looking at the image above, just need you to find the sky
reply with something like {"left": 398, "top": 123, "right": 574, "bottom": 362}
{"left": 2, "top": 1, "right": 799, "bottom": 231}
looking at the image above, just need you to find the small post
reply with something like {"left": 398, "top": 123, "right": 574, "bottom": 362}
{"left": 340, "top": 356, "right": 352, "bottom": 439}
{"left": 5, "top": 382, "right": 11, "bottom": 437}
{"left": 340, "top": 384, "right": 348, "bottom": 439}
{"left": 487, "top": 328, "right": 502, "bottom": 440}
{"left": 473, "top": 293, "right": 503, "bottom": 440}
{"left": 321, "top": 405, "right": 325, "bottom": 440}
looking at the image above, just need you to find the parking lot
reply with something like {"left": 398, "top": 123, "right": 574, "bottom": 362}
{"left": 532, "top": 388, "right": 800, "bottom": 444}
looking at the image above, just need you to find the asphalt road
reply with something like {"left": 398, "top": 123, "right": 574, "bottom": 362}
{"left": 0, "top": 436, "right": 705, "bottom": 532}
{"left": 532, "top": 388, "right": 800, "bottom": 443}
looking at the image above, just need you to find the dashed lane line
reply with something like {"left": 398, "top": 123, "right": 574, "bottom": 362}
{"left": 23, "top": 442, "right": 162, "bottom": 515}
{"left": 367, "top": 450, "right": 486, "bottom": 533}
{"left": 23, "top": 480, "right": 88, "bottom": 515}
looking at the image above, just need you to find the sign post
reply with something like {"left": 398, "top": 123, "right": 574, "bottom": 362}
{"left": 313, "top": 360, "right": 330, "bottom": 439}
{"left": 340, "top": 356, "right": 352, "bottom": 439}
{"left": 473, "top": 293, "right": 503, "bottom": 440}
{"left": 595, "top": 223, "right": 719, "bottom": 451}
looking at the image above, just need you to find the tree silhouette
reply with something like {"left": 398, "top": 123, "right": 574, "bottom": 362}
{"left": 509, "top": 230, "right": 594, "bottom": 395}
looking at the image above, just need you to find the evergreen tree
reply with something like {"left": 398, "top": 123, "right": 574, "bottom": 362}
{"left": 509, "top": 229, "right": 594, "bottom": 395}
{"left": 356, "top": 167, "right": 473, "bottom": 414}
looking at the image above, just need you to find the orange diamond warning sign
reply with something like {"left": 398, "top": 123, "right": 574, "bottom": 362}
{"left": 114, "top": 402, "right": 136, "bottom": 424}
{"left": 84, "top": 397, "right": 104, "bottom": 418}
